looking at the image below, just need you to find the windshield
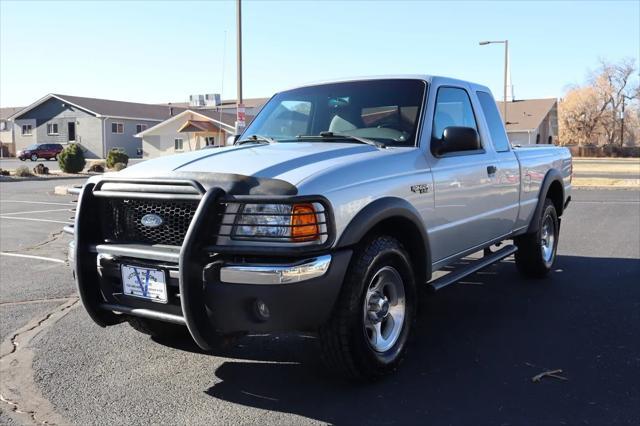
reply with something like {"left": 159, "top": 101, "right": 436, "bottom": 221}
{"left": 243, "top": 79, "right": 426, "bottom": 147}
{"left": 26, "top": 144, "right": 39, "bottom": 150}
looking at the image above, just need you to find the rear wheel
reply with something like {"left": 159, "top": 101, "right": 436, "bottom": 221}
{"left": 125, "top": 316, "right": 188, "bottom": 340}
{"left": 319, "top": 235, "right": 416, "bottom": 380}
{"left": 515, "top": 198, "right": 559, "bottom": 278}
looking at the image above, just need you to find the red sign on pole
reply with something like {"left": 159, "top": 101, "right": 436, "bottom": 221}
{"left": 236, "top": 104, "right": 246, "bottom": 126}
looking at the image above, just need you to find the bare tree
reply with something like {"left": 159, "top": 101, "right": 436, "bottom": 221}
{"left": 591, "top": 58, "right": 638, "bottom": 146}
{"left": 559, "top": 58, "right": 639, "bottom": 147}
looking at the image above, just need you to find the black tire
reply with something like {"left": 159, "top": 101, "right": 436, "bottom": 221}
{"left": 515, "top": 198, "right": 559, "bottom": 278}
{"left": 125, "top": 316, "right": 188, "bottom": 339}
{"left": 30, "top": 154, "right": 38, "bottom": 161}
{"left": 19, "top": 158, "right": 26, "bottom": 161}
{"left": 319, "top": 235, "right": 416, "bottom": 381}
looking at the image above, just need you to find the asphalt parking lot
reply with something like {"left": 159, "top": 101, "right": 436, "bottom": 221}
{"left": 0, "top": 179, "right": 639, "bottom": 425}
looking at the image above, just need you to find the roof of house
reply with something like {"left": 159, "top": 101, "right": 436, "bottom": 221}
{"left": 496, "top": 98, "right": 557, "bottom": 132}
{"left": 158, "top": 97, "right": 269, "bottom": 110}
{"left": 0, "top": 107, "right": 25, "bottom": 120}
{"left": 9, "top": 94, "right": 186, "bottom": 121}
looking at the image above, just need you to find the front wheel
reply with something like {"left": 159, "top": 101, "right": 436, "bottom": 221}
{"left": 515, "top": 198, "right": 559, "bottom": 278}
{"left": 30, "top": 154, "right": 38, "bottom": 161}
{"left": 319, "top": 235, "right": 416, "bottom": 380}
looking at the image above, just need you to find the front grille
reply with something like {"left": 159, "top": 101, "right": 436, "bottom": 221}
{"left": 104, "top": 199, "right": 199, "bottom": 246}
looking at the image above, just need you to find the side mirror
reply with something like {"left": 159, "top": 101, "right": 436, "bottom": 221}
{"left": 227, "top": 134, "right": 240, "bottom": 146}
{"left": 434, "top": 126, "right": 481, "bottom": 155}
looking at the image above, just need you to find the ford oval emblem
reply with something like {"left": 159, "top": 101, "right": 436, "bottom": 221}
{"left": 141, "top": 213, "right": 163, "bottom": 228}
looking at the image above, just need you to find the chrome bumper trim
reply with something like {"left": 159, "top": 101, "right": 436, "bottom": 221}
{"left": 219, "top": 255, "right": 332, "bottom": 285}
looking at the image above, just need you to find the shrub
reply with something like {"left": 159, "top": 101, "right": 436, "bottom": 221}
{"left": 33, "top": 164, "right": 49, "bottom": 175}
{"left": 112, "top": 162, "right": 127, "bottom": 171}
{"left": 14, "top": 166, "right": 33, "bottom": 177}
{"left": 0, "top": 169, "right": 10, "bottom": 176}
{"left": 106, "top": 148, "right": 129, "bottom": 169}
{"left": 58, "top": 144, "right": 86, "bottom": 173}
{"left": 88, "top": 163, "right": 105, "bottom": 173}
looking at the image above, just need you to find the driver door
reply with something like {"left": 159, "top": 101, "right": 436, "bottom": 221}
{"left": 427, "top": 85, "right": 501, "bottom": 264}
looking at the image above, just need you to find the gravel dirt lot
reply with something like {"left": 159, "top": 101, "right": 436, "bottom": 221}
{"left": 0, "top": 178, "right": 638, "bottom": 425}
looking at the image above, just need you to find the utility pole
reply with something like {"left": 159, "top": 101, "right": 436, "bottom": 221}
{"left": 479, "top": 40, "right": 509, "bottom": 125}
{"left": 620, "top": 94, "right": 632, "bottom": 148}
{"left": 235, "top": 0, "right": 245, "bottom": 135}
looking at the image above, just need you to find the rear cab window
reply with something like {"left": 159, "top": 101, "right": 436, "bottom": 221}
{"left": 476, "top": 91, "right": 511, "bottom": 152}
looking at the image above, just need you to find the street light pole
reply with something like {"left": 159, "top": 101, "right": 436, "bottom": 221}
{"left": 479, "top": 40, "right": 509, "bottom": 125}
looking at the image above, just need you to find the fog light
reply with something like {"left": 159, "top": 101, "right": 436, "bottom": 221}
{"left": 254, "top": 299, "right": 270, "bottom": 321}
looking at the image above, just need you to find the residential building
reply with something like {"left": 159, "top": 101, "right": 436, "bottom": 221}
{"left": 497, "top": 98, "right": 558, "bottom": 145}
{"left": 137, "top": 99, "right": 267, "bottom": 158}
{"left": 8, "top": 94, "right": 183, "bottom": 159}
{"left": 0, "top": 106, "right": 24, "bottom": 157}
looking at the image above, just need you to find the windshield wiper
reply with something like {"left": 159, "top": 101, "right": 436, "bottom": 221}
{"left": 297, "top": 132, "right": 385, "bottom": 148}
{"left": 236, "top": 134, "right": 279, "bottom": 145}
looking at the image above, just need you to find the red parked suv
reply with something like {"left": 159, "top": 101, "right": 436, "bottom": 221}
{"left": 18, "top": 144, "right": 64, "bottom": 161}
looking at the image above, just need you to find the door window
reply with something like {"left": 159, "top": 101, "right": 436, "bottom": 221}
{"left": 432, "top": 87, "right": 478, "bottom": 140}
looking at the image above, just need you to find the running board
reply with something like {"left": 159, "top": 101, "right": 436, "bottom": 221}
{"left": 429, "top": 245, "right": 518, "bottom": 291}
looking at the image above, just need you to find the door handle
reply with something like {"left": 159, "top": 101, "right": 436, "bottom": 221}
{"left": 487, "top": 165, "right": 497, "bottom": 175}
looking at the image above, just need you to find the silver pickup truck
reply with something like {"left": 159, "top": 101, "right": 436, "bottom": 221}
{"left": 70, "top": 76, "right": 572, "bottom": 380}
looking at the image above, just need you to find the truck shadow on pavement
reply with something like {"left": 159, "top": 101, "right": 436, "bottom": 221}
{"left": 198, "top": 255, "right": 639, "bottom": 424}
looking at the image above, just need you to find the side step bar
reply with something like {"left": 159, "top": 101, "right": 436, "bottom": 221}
{"left": 100, "top": 303, "right": 186, "bottom": 325}
{"left": 429, "top": 245, "right": 518, "bottom": 291}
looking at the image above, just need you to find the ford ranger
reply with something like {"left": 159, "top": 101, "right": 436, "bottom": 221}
{"left": 68, "top": 76, "right": 572, "bottom": 380}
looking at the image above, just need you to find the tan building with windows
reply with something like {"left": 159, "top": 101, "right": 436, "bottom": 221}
{"left": 0, "top": 106, "right": 24, "bottom": 156}
{"left": 136, "top": 99, "right": 266, "bottom": 158}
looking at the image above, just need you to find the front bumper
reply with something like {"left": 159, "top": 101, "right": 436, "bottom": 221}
{"left": 72, "top": 179, "right": 349, "bottom": 350}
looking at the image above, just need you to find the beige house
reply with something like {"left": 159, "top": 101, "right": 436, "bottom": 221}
{"left": 497, "top": 98, "right": 558, "bottom": 145}
{"left": 137, "top": 100, "right": 266, "bottom": 158}
{"left": 0, "top": 106, "right": 24, "bottom": 156}
{"left": 137, "top": 109, "right": 245, "bottom": 158}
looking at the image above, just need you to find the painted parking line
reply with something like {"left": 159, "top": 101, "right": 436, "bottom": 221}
{"left": 0, "top": 252, "right": 65, "bottom": 264}
{"left": 0, "top": 216, "right": 72, "bottom": 225}
{"left": 2, "top": 208, "right": 72, "bottom": 216}
{"left": 0, "top": 200, "right": 75, "bottom": 206}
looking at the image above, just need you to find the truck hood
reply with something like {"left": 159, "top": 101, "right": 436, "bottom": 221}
{"left": 119, "top": 142, "right": 383, "bottom": 186}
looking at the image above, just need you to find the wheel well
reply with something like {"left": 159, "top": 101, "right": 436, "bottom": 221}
{"left": 366, "top": 217, "right": 429, "bottom": 284}
{"left": 546, "top": 180, "right": 564, "bottom": 216}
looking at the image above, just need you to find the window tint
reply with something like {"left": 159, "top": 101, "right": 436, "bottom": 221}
{"left": 477, "top": 91, "right": 510, "bottom": 152}
{"left": 432, "top": 87, "right": 478, "bottom": 140}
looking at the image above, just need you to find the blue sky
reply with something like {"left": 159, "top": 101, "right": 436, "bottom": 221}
{"left": 1, "top": 0, "right": 638, "bottom": 107}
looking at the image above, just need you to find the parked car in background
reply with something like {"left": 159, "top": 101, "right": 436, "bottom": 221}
{"left": 18, "top": 143, "right": 64, "bottom": 161}
{"left": 68, "top": 76, "right": 572, "bottom": 380}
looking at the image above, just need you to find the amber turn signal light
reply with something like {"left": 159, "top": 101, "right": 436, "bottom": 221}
{"left": 291, "top": 203, "right": 319, "bottom": 242}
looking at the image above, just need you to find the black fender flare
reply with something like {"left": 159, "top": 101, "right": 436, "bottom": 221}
{"left": 527, "top": 168, "right": 564, "bottom": 233}
{"left": 336, "top": 197, "right": 431, "bottom": 282}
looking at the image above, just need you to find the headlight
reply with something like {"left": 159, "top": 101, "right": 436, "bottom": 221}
{"left": 233, "top": 203, "right": 320, "bottom": 242}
